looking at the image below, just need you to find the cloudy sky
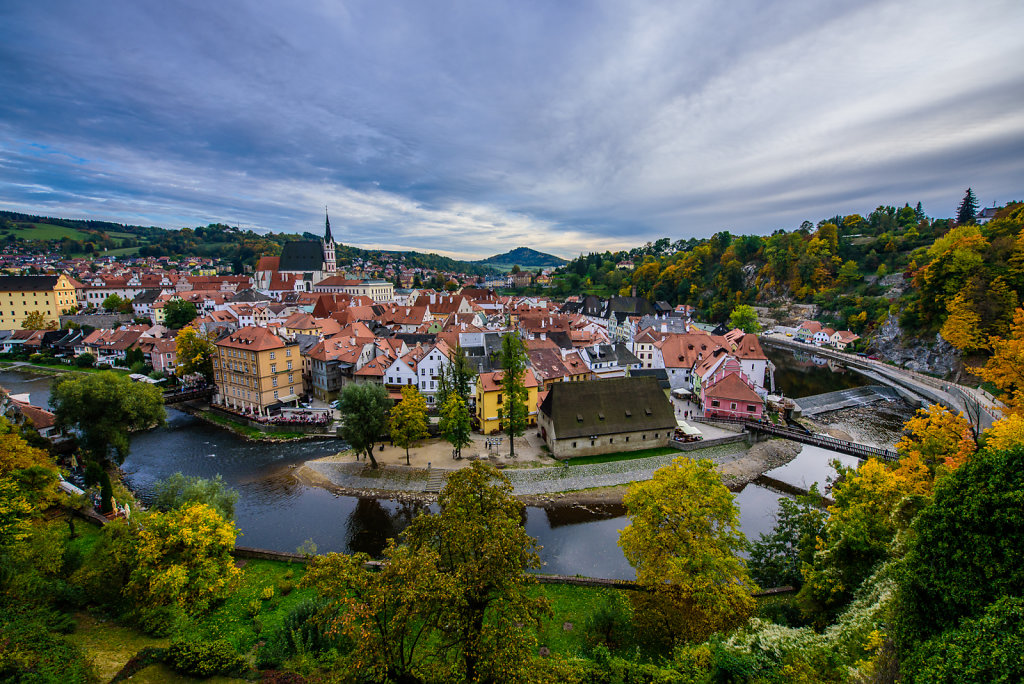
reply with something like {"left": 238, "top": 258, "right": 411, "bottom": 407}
{"left": 1, "top": 0, "right": 1022, "bottom": 259}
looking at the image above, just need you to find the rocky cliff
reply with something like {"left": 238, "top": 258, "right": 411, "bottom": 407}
{"left": 868, "top": 314, "right": 959, "bottom": 377}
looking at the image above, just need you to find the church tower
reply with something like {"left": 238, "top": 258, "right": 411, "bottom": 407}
{"left": 323, "top": 209, "right": 337, "bottom": 273}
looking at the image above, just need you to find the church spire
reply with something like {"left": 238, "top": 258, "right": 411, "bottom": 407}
{"left": 324, "top": 206, "right": 333, "bottom": 243}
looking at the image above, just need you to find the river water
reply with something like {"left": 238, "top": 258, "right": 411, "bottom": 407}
{"left": 1, "top": 352, "right": 900, "bottom": 580}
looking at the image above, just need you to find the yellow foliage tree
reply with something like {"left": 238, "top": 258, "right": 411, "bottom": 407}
{"left": 127, "top": 502, "right": 241, "bottom": 615}
{"left": 20, "top": 310, "right": 57, "bottom": 330}
{"left": 939, "top": 292, "right": 985, "bottom": 352}
{"left": 174, "top": 325, "right": 216, "bottom": 380}
{"left": 983, "top": 413, "right": 1024, "bottom": 451}
{"left": 618, "top": 457, "right": 755, "bottom": 645}
{"left": 978, "top": 307, "right": 1024, "bottom": 413}
{"left": 895, "top": 404, "right": 976, "bottom": 477}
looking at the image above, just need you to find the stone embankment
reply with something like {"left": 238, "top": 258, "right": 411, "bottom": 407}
{"left": 299, "top": 438, "right": 801, "bottom": 504}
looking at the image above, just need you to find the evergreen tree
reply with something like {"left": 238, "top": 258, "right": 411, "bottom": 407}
{"left": 957, "top": 188, "right": 979, "bottom": 225}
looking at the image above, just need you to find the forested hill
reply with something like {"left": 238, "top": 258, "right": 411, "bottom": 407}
{"left": 476, "top": 246, "right": 567, "bottom": 267}
{"left": 0, "top": 210, "right": 494, "bottom": 276}
{"left": 554, "top": 199, "right": 1024, "bottom": 344}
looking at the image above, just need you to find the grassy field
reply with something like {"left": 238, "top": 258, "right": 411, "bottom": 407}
{"left": 565, "top": 446, "right": 678, "bottom": 467}
{"left": 9, "top": 222, "right": 96, "bottom": 241}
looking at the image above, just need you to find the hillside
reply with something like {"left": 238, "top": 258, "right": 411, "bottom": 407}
{"left": 476, "top": 246, "right": 567, "bottom": 268}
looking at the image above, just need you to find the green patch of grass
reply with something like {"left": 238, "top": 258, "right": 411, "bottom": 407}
{"left": 198, "top": 410, "right": 307, "bottom": 441}
{"left": 566, "top": 447, "right": 678, "bottom": 467}
{"left": 68, "top": 612, "right": 172, "bottom": 683}
{"left": 15, "top": 222, "right": 96, "bottom": 241}
{"left": 189, "top": 558, "right": 315, "bottom": 653}
{"left": 531, "top": 584, "right": 630, "bottom": 657}
{"left": 0, "top": 360, "right": 132, "bottom": 376}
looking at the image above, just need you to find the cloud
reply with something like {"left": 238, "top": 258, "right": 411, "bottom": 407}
{"left": 0, "top": 0, "right": 1022, "bottom": 256}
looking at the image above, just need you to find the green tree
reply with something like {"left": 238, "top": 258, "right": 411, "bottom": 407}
{"left": 20, "top": 310, "right": 57, "bottom": 330}
{"left": 436, "top": 344, "right": 476, "bottom": 408}
{"left": 174, "top": 325, "right": 216, "bottom": 380}
{"left": 338, "top": 382, "right": 391, "bottom": 469}
{"left": 126, "top": 503, "right": 241, "bottom": 615}
{"left": 728, "top": 304, "right": 762, "bottom": 333}
{"left": 74, "top": 352, "right": 95, "bottom": 368}
{"left": 101, "top": 293, "right": 132, "bottom": 313}
{"left": 164, "top": 299, "right": 198, "bottom": 329}
{"left": 151, "top": 472, "right": 239, "bottom": 520}
{"left": 404, "top": 462, "right": 549, "bottom": 682}
{"left": 439, "top": 394, "right": 472, "bottom": 459}
{"left": 748, "top": 487, "right": 826, "bottom": 589}
{"left": 837, "top": 259, "right": 861, "bottom": 287}
{"left": 894, "top": 444, "right": 1024, "bottom": 650}
{"left": 618, "top": 457, "right": 755, "bottom": 645}
{"left": 956, "top": 187, "right": 979, "bottom": 225}
{"left": 499, "top": 332, "right": 529, "bottom": 459}
{"left": 49, "top": 371, "right": 166, "bottom": 464}
{"left": 389, "top": 385, "right": 429, "bottom": 466}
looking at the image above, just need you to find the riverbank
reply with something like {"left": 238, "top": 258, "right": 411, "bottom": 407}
{"left": 180, "top": 404, "right": 334, "bottom": 442}
{"left": 297, "top": 438, "right": 802, "bottom": 504}
{"left": 0, "top": 360, "right": 129, "bottom": 377}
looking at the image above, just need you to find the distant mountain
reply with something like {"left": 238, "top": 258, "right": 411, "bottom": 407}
{"left": 476, "top": 247, "right": 567, "bottom": 268}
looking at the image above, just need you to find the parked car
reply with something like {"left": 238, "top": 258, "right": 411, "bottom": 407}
{"left": 329, "top": 399, "right": 340, "bottom": 409}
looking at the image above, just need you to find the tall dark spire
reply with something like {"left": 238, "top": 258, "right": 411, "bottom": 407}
{"left": 324, "top": 206, "right": 333, "bottom": 243}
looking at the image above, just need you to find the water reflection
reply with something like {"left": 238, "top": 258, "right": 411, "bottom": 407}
{"left": 765, "top": 347, "right": 866, "bottom": 398}
{"left": 0, "top": 369, "right": 55, "bottom": 407}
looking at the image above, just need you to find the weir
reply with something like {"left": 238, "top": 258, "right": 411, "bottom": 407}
{"left": 794, "top": 385, "right": 903, "bottom": 417}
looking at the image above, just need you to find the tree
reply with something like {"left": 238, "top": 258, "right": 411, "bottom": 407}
{"left": 436, "top": 344, "right": 476, "bottom": 408}
{"left": 389, "top": 385, "right": 429, "bottom": 465}
{"left": 895, "top": 404, "right": 976, "bottom": 476}
{"left": 618, "top": 457, "right": 755, "bottom": 645}
{"left": 978, "top": 307, "right": 1024, "bottom": 413}
{"left": 439, "top": 394, "right": 472, "bottom": 459}
{"left": 20, "top": 310, "right": 56, "bottom": 330}
{"left": 748, "top": 487, "right": 826, "bottom": 589}
{"left": 101, "top": 293, "right": 132, "bottom": 313}
{"left": 152, "top": 472, "right": 239, "bottom": 520}
{"left": 338, "top": 382, "right": 391, "bottom": 469}
{"left": 49, "top": 371, "right": 166, "bottom": 464}
{"left": 174, "top": 325, "right": 216, "bottom": 380}
{"left": 728, "top": 304, "right": 761, "bottom": 333}
{"left": 302, "top": 541, "right": 453, "bottom": 682}
{"left": 956, "top": 187, "right": 979, "bottom": 225}
{"left": 894, "top": 444, "right": 1024, "bottom": 652}
{"left": 499, "top": 332, "right": 529, "bottom": 459}
{"left": 940, "top": 292, "right": 985, "bottom": 352}
{"left": 164, "top": 299, "right": 198, "bottom": 329}
{"left": 74, "top": 352, "right": 95, "bottom": 368}
{"left": 126, "top": 503, "right": 241, "bottom": 615}
{"left": 403, "top": 463, "right": 549, "bottom": 682}
{"left": 837, "top": 260, "right": 861, "bottom": 287}
{"left": 798, "top": 458, "right": 932, "bottom": 624}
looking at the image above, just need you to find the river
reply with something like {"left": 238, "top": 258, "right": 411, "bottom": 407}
{"left": 1, "top": 359, "right": 894, "bottom": 580}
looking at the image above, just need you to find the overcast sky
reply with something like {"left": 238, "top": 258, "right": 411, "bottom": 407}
{"left": 1, "top": 1, "right": 1022, "bottom": 260}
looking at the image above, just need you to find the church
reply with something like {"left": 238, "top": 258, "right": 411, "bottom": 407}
{"left": 254, "top": 212, "right": 337, "bottom": 292}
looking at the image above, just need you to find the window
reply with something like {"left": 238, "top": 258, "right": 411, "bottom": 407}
{"left": 271, "top": 364, "right": 276, "bottom": 373}
{"left": 288, "top": 373, "right": 293, "bottom": 383}
{"left": 497, "top": 394, "right": 503, "bottom": 405}
{"left": 286, "top": 349, "right": 291, "bottom": 357}
{"left": 287, "top": 361, "right": 292, "bottom": 370}
{"left": 730, "top": 402, "right": 737, "bottom": 410}
{"left": 273, "top": 390, "right": 279, "bottom": 399}
{"left": 711, "top": 400, "right": 720, "bottom": 408}
{"left": 269, "top": 351, "right": 276, "bottom": 359}
{"left": 272, "top": 377, "right": 278, "bottom": 387}
{"left": 747, "top": 405, "right": 756, "bottom": 412}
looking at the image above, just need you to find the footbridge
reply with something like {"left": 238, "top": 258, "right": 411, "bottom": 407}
{"left": 747, "top": 421, "right": 898, "bottom": 461}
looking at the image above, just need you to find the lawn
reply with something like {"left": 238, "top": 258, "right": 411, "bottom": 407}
{"left": 12, "top": 222, "right": 96, "bottom": 242}
{"left": 565, "top": 446, "right": 678, "bottom": 467}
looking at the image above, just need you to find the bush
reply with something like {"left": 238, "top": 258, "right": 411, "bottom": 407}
{"left": 277, "top": 580, "right": 294, "bottom": 596}
{"left": 74, "top": 353, "right": 95, "bottom": 368}
{"left": 255, "top": 598, "right": 346, "bottom": 669}
{"left": 582, "top": 590, "right": 634, "bottom": 651}
{"left": 247, "top": 599, "right": 262, "bottom": 617}
{"left": 261, "top": 585, "right": 275, "bottom": 601}
{"left": 165, "top": 637, "right": 247, "bottom": 678}
{"left": 0, "top": 605, "right": 97, "bottom": 683}
{"left": 131, "top": 605, "right": 185, "bottom": 637}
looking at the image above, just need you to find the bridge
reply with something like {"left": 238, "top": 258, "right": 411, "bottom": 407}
{"left": 692, "top": 415, "right": 899, "bottom": 461}
{"left": 760, "top": 336, "right": 1003, "bottom": 433}
{"left": 162, "top": 386, "right": 214, "bottom": 404}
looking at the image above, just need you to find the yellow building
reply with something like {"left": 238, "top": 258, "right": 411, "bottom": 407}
{"left": 475, "top": 368, "right": 540, "bottom": 435}
{"left": 212, "top": 326, "right": 301, "bottom": 413}
{"left": 0, "top": 274, "right": 78, "bottom": 329}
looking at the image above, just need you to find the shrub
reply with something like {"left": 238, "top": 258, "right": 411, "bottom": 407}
{"left": 130, "top": 605, "right": 184, "bottom": 637}
{"left": 277, "top": 580, "right": 294, "bottom": 596}
{"left": 165, "top": 637, "right": 246, "bottom": 678}
{"left": 74, "top": 353, "right": 95, "bottom": 368}
{"left": 247, "top": 599, "right": 262, "bottom": 617}
{"left": 255, "top": 598, "right": 346, "bottom": 669}
{"left": 261, "top": 585, "right": 275, "bottom": 601}
{"left": 582, "top": 590, "right": 634, "bottom": 651}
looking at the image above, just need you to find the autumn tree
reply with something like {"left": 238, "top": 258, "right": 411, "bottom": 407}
{"left": 978, "top": 307, "right": 1024, "bottom": 413}
{"left": 389, "top": 385, "right": 429, "bottom": 465}
{"left": 983, "top": 413, "right": 1024, "bottom": 451}
{"left": 618, "top": 457, "right": 755, "bottom": 645}
{"left": 0, "top": 418, "right": 59, "bottom": 547}
{"left": 49, "top": 371, "right": 166, "bottom": 464}
{"left": 403, "top": 462, "right": 549, "bottom": 682}
{"left": 439, "top": 393, "right": 472, "bottom": 459}
{"left": 101, "top": 293, "right": 132, "bottom": 313}
{"left": 728, "top": 304, "right": 761, "bottom": 333}
{"left": 174, "top": 325, "right": 216, "bottom": 380}
{"left": 20, "top": 310, "right": 56, "bottom": 330}
{"left": 895, "top": 404, "right": 977, "bottom": 476}
{"left": 163, "top": 299, "right": 198, "bottom": 329}
{"left": 152, "top": 472, "right": 239, "bottom": 520}
{"left": 956, "top": 187, "right": 979, "bottom": 225}
{"left": 499, "top": 332, "right": 529, "bottom": 459}
{"left": 126, "top": 503, "right": 241, "bottom": 615}
{"left": 798, "top": 458, "right": 932, "bottom": 624}
{"left": 338, "top": 381, "right": 391, "bottom": 468}
{"left": 940, "top": 292, "right": 985, "bottom": 352}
